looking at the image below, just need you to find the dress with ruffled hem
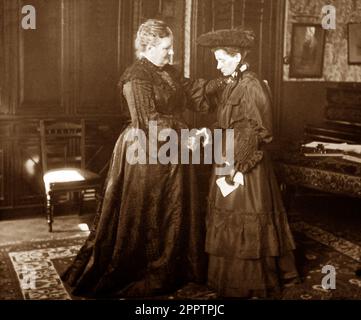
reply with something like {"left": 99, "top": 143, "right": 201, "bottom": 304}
{"left": 207, "top": 153, "right": 299, "bottom": 298}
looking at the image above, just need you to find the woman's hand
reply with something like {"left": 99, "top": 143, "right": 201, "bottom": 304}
{"left": 186, "top": 128, "right": 211, "bottom": 151}
{"left": 225, "top": 170, "right": 244, "bottom": 186}
{"left": 196, "top": 128, "right": 211, "bottom": 146}
{"left": 225, "top": 168, "right": 236, "bottom": 185}
{"left": 187, "top": 136, "right": 198, "bottom": 151}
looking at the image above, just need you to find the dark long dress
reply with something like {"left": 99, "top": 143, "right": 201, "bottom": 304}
{"left": 61, "top": 58, "right": 212, "bottom": 298}
{"left": 206, "top": 68, "right": 299, "bottom": 298}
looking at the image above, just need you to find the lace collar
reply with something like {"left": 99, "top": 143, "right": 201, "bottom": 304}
{"left": 226, "top": 63, "right": 249, "bottom": 84}
{"left": 140, "top": 57, "right": 167, "bottom": 72}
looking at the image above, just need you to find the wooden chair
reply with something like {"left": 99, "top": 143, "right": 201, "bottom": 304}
{"left": 39, "top": 119, "right": 102, "bottom": 232}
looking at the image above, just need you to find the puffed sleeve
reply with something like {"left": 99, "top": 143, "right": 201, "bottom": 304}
{"left": 165, "top": 65, "right": 225, "bottom": 113}
{"left": 233, "top": 128, "right": 264, "bottom": 174}
{"left": 231, "top": 75, "right": 273, "bottom": 174}
{"left": 181, "top": 77, "right": 226, "bottom": 113}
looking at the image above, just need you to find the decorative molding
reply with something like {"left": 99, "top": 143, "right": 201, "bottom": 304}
{"left": 0, "top": 148, "right": 4, "bottom": 202}
{"left": 189, "top": 0, "right": 199, "bottom": 79}
{"left": 184, "top": 0, "right": 192, "bottom": 78}
{"left": 0, "top": 0, "right": 3, "bottom": 114}
{"left": 133, "top": 0, "right": 142, "bottom": 36}
{"left": 5, "top": 0, "right": 19, "bottom": 115}
{"left": 273, "top": 0, "right": 286, "bottom": 138}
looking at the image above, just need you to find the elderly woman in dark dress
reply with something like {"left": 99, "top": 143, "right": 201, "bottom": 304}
{"left": 61, "top": 19, "right": 224, "bottom": 298}
{"left": 197, "top": 27, "right": 299, "bottom": 298}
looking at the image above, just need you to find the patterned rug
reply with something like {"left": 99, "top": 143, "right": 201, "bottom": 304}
{"left": 0, "top": 236, "right": 87, "bottom": 300}
{"left": 1, "top": 222, "right": 361, "bottom": 300}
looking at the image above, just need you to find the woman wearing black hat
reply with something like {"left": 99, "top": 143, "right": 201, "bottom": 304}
{"left": 198, "top": 28, "right": 299, "bottom": 298}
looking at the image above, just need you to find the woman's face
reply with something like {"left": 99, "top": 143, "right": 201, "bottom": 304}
{"left": 214, "top": 49, "right": 241, "bottom": 76}
{"left": 145, "top": 36, "right": 174, "bottom": 67}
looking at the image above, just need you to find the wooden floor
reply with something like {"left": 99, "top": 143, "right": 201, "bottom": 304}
{"left": 0, "top": 213, "right": 94, "bottom": 245}
{"left": 1, "top": 193, "right": 361, "bottom": 246}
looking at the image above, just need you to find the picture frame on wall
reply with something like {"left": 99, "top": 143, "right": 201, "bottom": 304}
{"left": 289, "top": 23, "right": 326, "bottom": 78}
{"left": 348, "top": 23, "right": 361, "bottom": 64}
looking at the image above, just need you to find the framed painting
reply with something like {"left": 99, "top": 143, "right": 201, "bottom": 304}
{"left": 289, "top": 23, "right": 326, "bottom": 78}
{"left": 348, "top": 23, "right": 361, "bottom": 64}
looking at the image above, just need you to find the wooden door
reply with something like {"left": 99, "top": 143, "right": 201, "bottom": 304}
{"left": 4, "top": 0, "right": 133, "bottom": 117}
{"left": 73, "top": 0, "right": 133, "bottom": 115}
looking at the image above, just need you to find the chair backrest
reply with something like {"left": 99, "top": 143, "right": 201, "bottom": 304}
{"left": 40, "top": 120, "right": 86, "bottom": 173}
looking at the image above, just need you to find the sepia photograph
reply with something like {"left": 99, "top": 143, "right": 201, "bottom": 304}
{"left": 1, "top": 0, "right": 361, "bottom": 315}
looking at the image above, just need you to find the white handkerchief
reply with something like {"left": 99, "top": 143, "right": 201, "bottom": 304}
{"left": 216, "top": 177, "right": 239, "bottom": 197}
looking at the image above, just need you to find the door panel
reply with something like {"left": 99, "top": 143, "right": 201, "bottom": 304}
{"left": 17, "top": 0, "right": 64, "bottom": 115}
{"left": 74, "top": 0, "right": 124, "bottom": 114}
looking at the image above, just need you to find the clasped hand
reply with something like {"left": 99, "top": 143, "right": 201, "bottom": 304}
{"left": 186, "top": 128, "right": 211, "bottom": 151}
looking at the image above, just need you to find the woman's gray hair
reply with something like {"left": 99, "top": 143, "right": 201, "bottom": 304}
{"left": 135, "top": 19, "right": 173, "bottom": 59}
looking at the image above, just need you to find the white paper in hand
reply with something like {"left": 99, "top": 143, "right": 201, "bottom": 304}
{"left": 216, "top": 177, "right": 239, "bottom": 197}
{"left": 233, "top": 172, "right": 244, "bottom": 186}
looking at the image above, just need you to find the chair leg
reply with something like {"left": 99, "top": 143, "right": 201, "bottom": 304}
{"left": 79, "top": 191, "right": 84, "bottom": 216}
{"left": 95, "top": 187, "right": 102, "bottom": 213}
{"left": 47, "top": 196, "right": 54, "bottom": 233}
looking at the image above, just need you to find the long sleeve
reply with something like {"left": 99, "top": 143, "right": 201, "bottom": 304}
{"left": 233, "top": 128, "right": 264, "bottom": 174}
{"left": 161, "top": 64, "right": 226, "bottom": 114}
{"left": 230, "top": 74, "right": 273, "bottom": 174}
{"left": 181, "top": 77, "right": 226, "bottom": 113}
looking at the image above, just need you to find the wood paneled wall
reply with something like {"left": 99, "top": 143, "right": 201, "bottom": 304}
{"left": 0, "top": 0, "right": 134, "bottom": 214}
{"left": 3, "top": 0, "right": 132, "bottom": 116}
